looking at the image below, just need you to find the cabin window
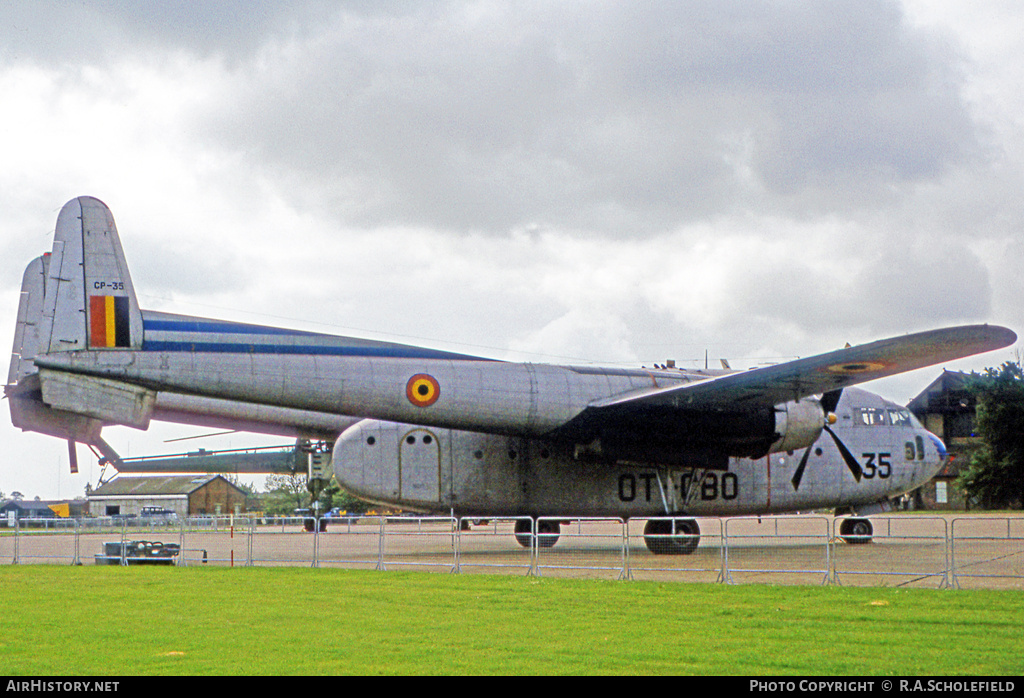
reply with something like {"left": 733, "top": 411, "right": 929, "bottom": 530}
{"left": 887, "top": 409, "right": 912, "bottom": 427}
{"left": 856, "top": 407, "right": 887, "bottom": 426}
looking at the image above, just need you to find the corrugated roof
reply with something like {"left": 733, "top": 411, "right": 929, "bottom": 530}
{"left": 90, "top": 474, "right": 226, "bottom": 497}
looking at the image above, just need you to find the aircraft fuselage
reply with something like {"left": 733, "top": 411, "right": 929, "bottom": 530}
{"left": 332, "top": 387, "right": 944, "bottom": 517}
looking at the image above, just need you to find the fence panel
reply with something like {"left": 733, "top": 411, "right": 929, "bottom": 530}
{"left": 178, "top": 516, "right": 249, "bottom": 566}
{"left": 831, "top": 516, "right": 949, "bottom": 588}
{"left": 723, "top": 515, "right": 831, "bottom": 586}
{"left": 533, "top": 517, "right": 627, "bottom": 580}
{"left": 950, "top": 517, "right": 1024, "bottom": 589}
{"left": 249, "top": 516, "right": 318, "bottom": 567}
{"left": 78, "top": 517, "right": 183, "bottom": 566}
{"left": 455, "top": 517, "right": 535, "bottom": 576}
{"left": 313, "top": 516, "right": 385, "bottom": 570}
{"left": 7, "top": 518, "right": 81, "bottom": 565}
{"left": 379, "top": 516, "right": 458, "bottom": 573}
{"left": 626, "top": 517, "right": 725, "bottom": 583}
{"left": 0, "top": 521, "right": 15, "bottom": 563}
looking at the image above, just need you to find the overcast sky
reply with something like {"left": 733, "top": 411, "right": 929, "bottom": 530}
{"left": 1, "top": 1, "right": 1021, "bottom": 500}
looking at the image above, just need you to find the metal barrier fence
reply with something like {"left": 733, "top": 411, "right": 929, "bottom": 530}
{"left": 949, "top": 517, "right": 1024, "bottom": 589}
{"left": 2, "top": 514, "right": 1022, "bottom": 589}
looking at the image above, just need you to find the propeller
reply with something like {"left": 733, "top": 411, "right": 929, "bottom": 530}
{"left": 790, "top": 389, "right": 862, "bottom": 490}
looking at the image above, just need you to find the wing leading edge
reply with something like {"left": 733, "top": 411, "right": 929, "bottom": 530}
{"left": 593, "top": 324, "right": 1017, "bottom": 412}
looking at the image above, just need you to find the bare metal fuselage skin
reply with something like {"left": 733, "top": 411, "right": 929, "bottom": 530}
{"left": 8, "top": 197, "right": 1014, "bottom": 521}
{"left": 333, "top": 387, "right": 945, "bottom": 517}
{"left": 32, "top": 344, "right": 945, "bottom": 518}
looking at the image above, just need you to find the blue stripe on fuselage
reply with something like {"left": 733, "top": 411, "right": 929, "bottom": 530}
{"left": 142, "top": 339, "right": 485, "bottom": 360}
{"left": 141, "top": 315, "right": 489, "bottom": 361}
{"left": 143, "top": 317, "right": 320, "bottom": 336}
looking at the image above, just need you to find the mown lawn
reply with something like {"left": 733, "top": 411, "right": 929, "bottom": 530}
{"left": 0, "top": 566, "right": 1020, "bottom": 675}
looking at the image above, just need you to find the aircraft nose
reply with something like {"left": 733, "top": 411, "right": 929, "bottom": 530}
{"left": 926, "top": 431, "right": 948, "bottom": 463}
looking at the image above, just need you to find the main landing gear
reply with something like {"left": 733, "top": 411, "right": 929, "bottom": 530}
{"left": 643, "top": 518, "right": 701, "bottom": 555}
{"left": 511, "top": 518, "right": 701, "bottom": 553}
{"left": 838, "top": 517, "right": 873, "bottom": 544}
{"left": 514, "top": 519, "right": 561, "bottom": 548}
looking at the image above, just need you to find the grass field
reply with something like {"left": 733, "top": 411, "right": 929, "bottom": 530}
{"left": 1, "top": 566, "right": 1021, "bottom": 675}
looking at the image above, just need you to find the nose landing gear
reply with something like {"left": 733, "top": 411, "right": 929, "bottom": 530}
{"left": 838, "top": 517, "right": 873, "bottom": 544}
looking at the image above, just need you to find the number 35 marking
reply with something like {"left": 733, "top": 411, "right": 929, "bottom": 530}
{"left": 861, "top": 452, "right": 891, "bottom": 479}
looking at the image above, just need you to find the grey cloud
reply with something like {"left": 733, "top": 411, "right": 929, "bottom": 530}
{"left": 855, "top": 242, "right": 992, "bottom": 332}
{"left": 0, "top": 1, "right": 335, "bottom": 65}
{"left": 187, "top": 1, "right": 982, "bottom": 235}
{"left": 3, "top": 2, "right": 982, "bottom": 235}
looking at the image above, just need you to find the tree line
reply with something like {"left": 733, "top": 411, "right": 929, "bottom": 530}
{"left": 959, "top": 359, "right": 1024, "bottom": 509}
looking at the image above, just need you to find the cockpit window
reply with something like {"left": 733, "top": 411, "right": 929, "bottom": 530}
{"left": 887, "top": 409, "right": 913, "bottom": 428}
{"left": 856, "top": 407, "right": 887, "bottom": 426}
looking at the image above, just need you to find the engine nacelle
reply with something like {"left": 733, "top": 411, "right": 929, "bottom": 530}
{"left": 769, "top": 399, "right": 825, "bottom": 453}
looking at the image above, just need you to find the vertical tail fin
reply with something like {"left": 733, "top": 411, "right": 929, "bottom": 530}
{"left": 6, "top": 196, "right": 142, "bottom": 452}
{"left": 7, "top": 255, "right": 47, "bottom": 388}
{"left": 41, "top": 196, "right": 143, "bottom": 354}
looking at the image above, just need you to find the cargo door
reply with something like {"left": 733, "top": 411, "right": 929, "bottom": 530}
{"left": 399, "top": 428, "right": 441, "bottom": 505}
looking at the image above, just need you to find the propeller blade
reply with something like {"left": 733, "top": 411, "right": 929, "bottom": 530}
{"left": 791, "top": 390, "right": 860, "bottom": 490}
{"left": 791, "top": 447, "right": 812, "bottom": 490}
{"left": 820, "top": 389, "right": 843, "bottom": 415}
{"left": 67, "top": 440, "right": 79, "bottom": 474}
{"left": 825, "top": 425, "right": 862, "bottom": 481}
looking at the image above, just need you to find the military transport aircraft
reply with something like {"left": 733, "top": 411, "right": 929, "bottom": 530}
{"left": 6, "top": 197, "right": 1017, "bottom": 553}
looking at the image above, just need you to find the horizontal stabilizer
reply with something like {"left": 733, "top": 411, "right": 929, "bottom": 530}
{"left": 39, "top": 369, "right": 156, "bottom": 430}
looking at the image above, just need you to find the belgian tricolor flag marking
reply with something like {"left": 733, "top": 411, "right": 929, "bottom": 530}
{"left": 89, "top": 295, "right": 131, "bottom": 348}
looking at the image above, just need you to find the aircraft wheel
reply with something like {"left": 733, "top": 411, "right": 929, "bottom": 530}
{"left": 643, "top": 518, "right": 700, "bottom": 555}
{"left": 537, "top": 520, "right": 560, "bottom": 548}
{"left": 839, "top": 517, "right": 873, "bottom": 544}
{"left": 513, "top": 519, "right": 561, "bottom": 548}
{"left": 514, "top": 519, "right": 533, "bottom": 548}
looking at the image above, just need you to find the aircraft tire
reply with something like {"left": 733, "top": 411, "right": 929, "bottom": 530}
{"left": 514, "top": 519, "right": 532, "bottom": 548}
{"left": 537, "top": 520, "right": 560, "bottom": 548}
{"left": 643, "top": 518, "right": 700, "bottom": 555}
{"left": 839, "top": 517, "right": 873, "bottom": 544}
{"left": 513, "top": 519, "right": 561, "bottom": 548}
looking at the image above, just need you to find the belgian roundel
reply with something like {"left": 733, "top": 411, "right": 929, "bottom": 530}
{"left": 406, "top": 374, "right": 440, "bottom": 407}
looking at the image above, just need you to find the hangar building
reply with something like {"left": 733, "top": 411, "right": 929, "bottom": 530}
{"left": 88, "top": 474, "right": 248, "bottom": 519}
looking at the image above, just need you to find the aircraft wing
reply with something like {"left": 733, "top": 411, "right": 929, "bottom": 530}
{"left": 592, "top": 324, "right": 1017, "bottom": 412}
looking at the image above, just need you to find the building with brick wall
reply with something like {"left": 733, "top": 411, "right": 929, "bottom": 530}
{"left": 88, "top": 474, "right": 248, "bottom": 519}
{"left": 907, "top": 371, "right": 979, "bottom": 510}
